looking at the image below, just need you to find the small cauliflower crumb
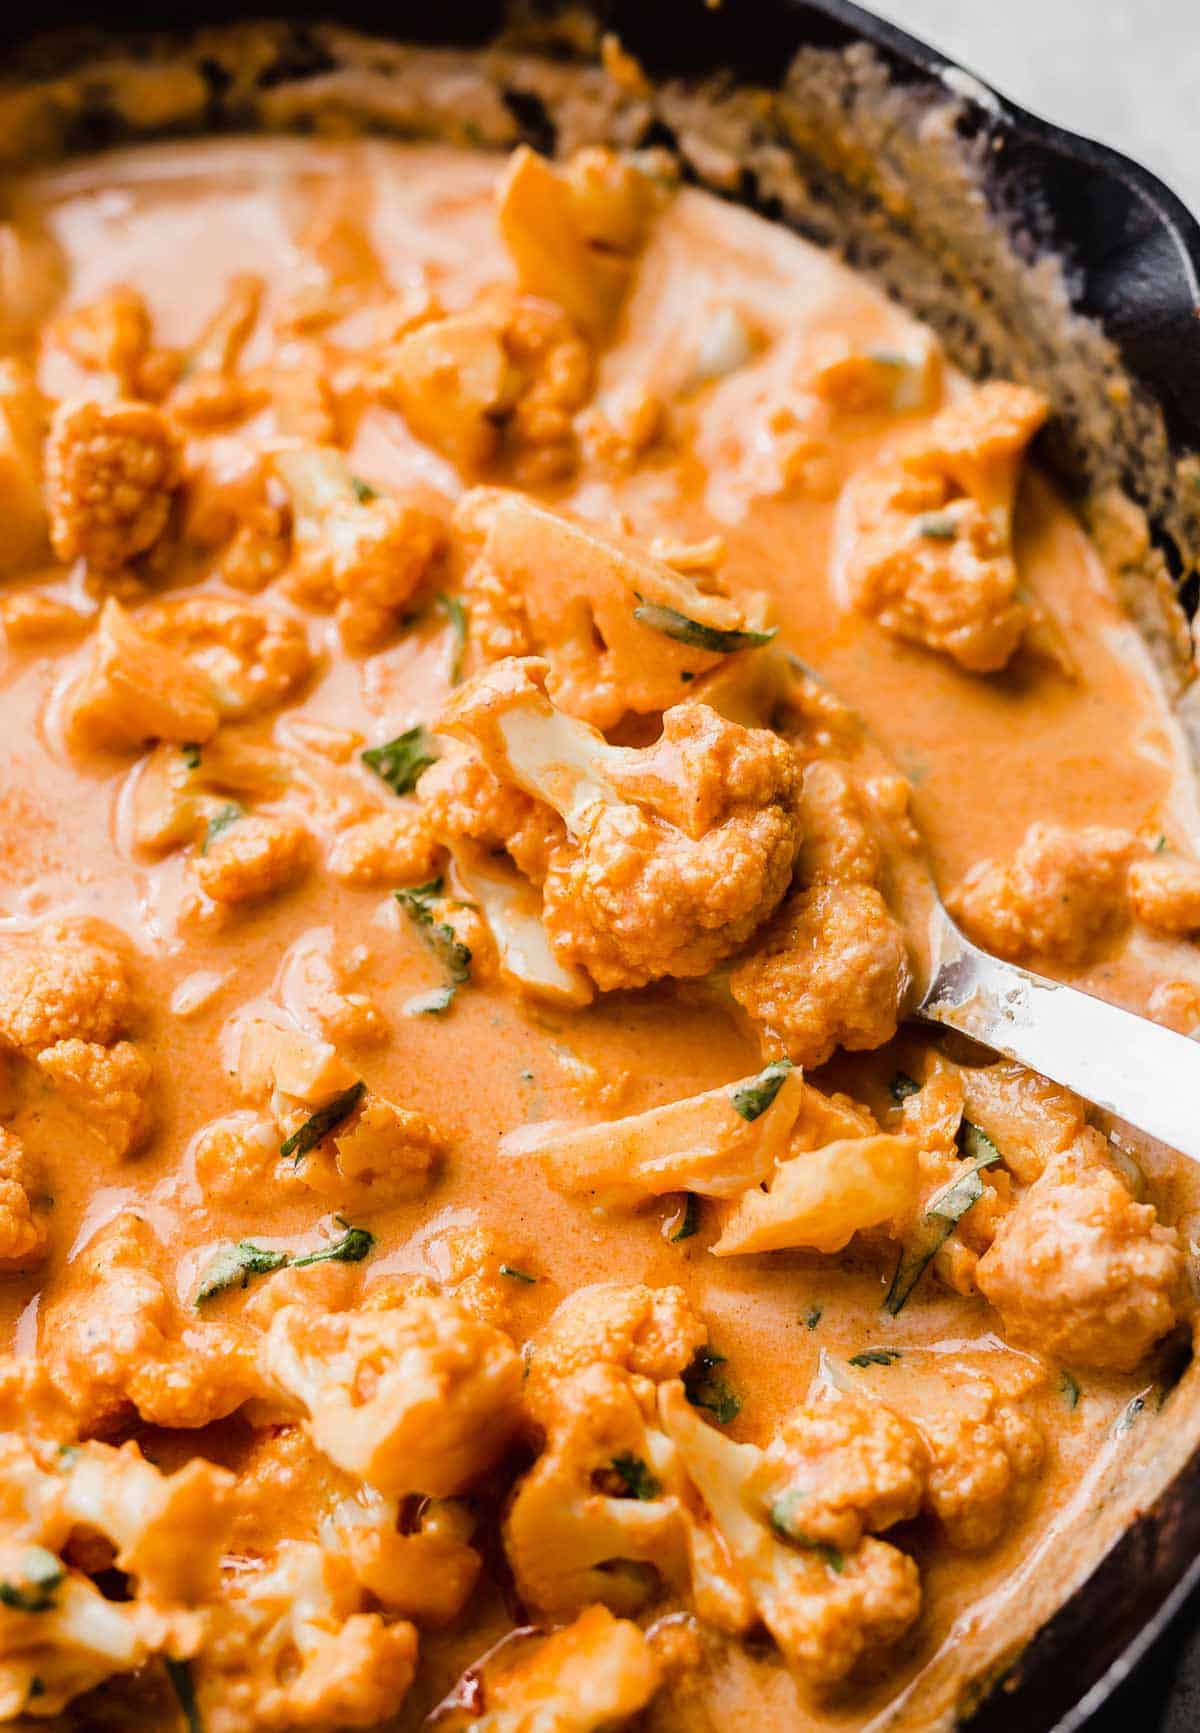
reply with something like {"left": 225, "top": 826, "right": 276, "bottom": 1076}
{"left": 0, "top": 1127, "right": 50, "bottom": 1268}
{"left": 327, "top": 808, "right": 442, "bottom": 888}
{"left": 0, "top": 917, "right": 138, "bottom": 1053}
{"left": 917, "top": 1379, "right": 1044, "bottom": 1551}
{"left": 948, "top": 823, "right": 1136, "bottom": 964}
{"left": 1128, "top": 853, "right": 1200, "bottom": 937}
{"left": 192, "top": 813, "right": 311, "bottom": 905}
{"left": 45, "top": 397, "right": 184, "bottom": 571}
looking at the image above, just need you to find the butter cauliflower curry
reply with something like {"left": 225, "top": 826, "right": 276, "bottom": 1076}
{"left": 0, "top": 115, "right": 1198, "bottom": 1733}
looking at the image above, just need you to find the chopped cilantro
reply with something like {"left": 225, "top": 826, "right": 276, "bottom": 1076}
{"left": 1154, "top": 834, "right": 1169, "bottom": 853}
{"left": 438, "top": 592, "right": 468, "bottom": 685}
{"left": 361, "top": 725, "right": 438, "bottom": 797}
{"left": 683, "top": 1349, "right": 741, "bottom": 1424}
{"left": 194, "top": 1241, "right": 289, "bottom": 1306}
{"left": 279, "top": 1080, "right": 366, "bottom": 1164}
{"left": 1115, "top": 1393, "right": 1148, "bottom": 1436}
{"left": 165, "top": 1656, "right": 203, "bottom": 1733}
{"left": 1059, "top": 1370, "right": 1081, "bottom": 1411}
{"left": 0, "top": 1548, "right": 65, "bottom": 1612}
{"left": 917, "top": 513, "right": 958, "bottom": 540}
{"left": 804, "top": 1304, "right": 823, "bottom": 1330}
{"left": 181, "top": 742, "right": 202, "bottom": 771}
{"left": 889, "top": 1072, "right": 921, "bottom": 1103}
{"left": 849, "top": 1349, "right": 902, "bottom": 1368}
{"left": 669, "top": 1193, "right": 700, "bottom": 1242}
{"left": 609, "top": 1452, "right": 662, "bottom": 1501}
{"left": 292, "top": 1218, "right": 374, "bottom": 1268}
{"left": 633, "top": 595, "right": 776, "bottom": 654}
{"left": 350, "top": 474, "right": 378, "bottom": 503}
{"left": 499, "top": 1263, "right": 537, "bottom": 1284}
{"left": 884, "top": 1127, "right": 1002, "bottom": 1316}
{"left": 956, "top": 1119, "right": 1002, "bottom": 1166}
{"left": 395, "top": 879, "right": 471, "bottom": 1014}
{"left": 769, "top": 1494, "right": 844, "bottom": 1571}
{"left": 201, "top": 802, "right": 243, "bottom": 854}
{"left": 730, "top": 1059, "right": 793, "bottom": 1122}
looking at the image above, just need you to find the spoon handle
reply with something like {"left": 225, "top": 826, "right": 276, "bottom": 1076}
{"left": 918, "top": 915, "right": 1200, "bottom": 1159}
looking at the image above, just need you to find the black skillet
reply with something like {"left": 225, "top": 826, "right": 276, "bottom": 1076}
{"left": 4, "top": 1, "right": 1200, "bottom": 1727}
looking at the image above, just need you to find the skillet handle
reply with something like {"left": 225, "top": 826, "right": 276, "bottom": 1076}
{"left": 918, "top": 915, "right": 1200, "bottom": 1159}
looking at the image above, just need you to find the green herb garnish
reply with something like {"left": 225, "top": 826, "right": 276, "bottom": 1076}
{"left": 889, "top": 1072, "right": 921, "bottom": 1103}
{"left": 201, "top": 801, "right": 243, "bottom": 854}
{"left": 0, "top": 1548, "right": 65, "bottom": 1612}
{"left": 165, "top": 1657, "right": 203, "bottom": 1733}
{"left": 669, "top": 1194, "right": 700, "bottom": 1242}
{"left": 395, "top": 880, "right": 472, "bottom": 1014}
{"left": 1115, "top": 1393, "right": 1148, "bottom": 1436}
{"left": 917, "top": 513, "right": 958, "bottom": 540}
{"left": 279, "top": 1079, "right": 366, "bottom": 1164}
{"left": 804, "top": 1304, "right": 823, "bottom": 1330}
{"left": 1154, "top": 834, "right": 1169, "bottom": 853}
{"left": 181, "top": 743, "right": 202, "bottom": 771}
{"left": 350, "top": 474, "right": 378, "bottom": 503}
{"left": 292, "top": 1218, "right": 374, "bottom": 1268}
{"left": 194, "top": 1241, "right": 289, "bottom": 1306}
{"left": 361, "top": 726, "right": 438, "bottom": 797}
{"left": 499, "top": 1263, "right": 537, "bottom": 1284}
{"left": 730, "top": 1059, "right": 793, "bottom": 1122}
{"left": 683, "top": 1349, "right": 741, "bottom": 1424}
{"left": 849, "top": 1348, "right": 902, "bottom": 1368}
{"left": 633, "top": 596, "right": 776, "bottom": 655}
{"left": 884, "top": 1130, "right": 1003, "bottom": 1316}
{"left": 769, "top": 1494, "right": 845, "bottom": 1571}
{"left": 438, "top": 592, "right": 468, "bottom": 685}
{"left": 1059, "top": 1371, "right": 1081, "bottom": 1411}
{"left": 609, "top": 1453, "right": 662, "bottom": 1501}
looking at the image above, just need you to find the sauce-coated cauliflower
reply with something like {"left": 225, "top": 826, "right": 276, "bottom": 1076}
{"left": 0, "top": 1129, "right": 50, "bottom": 1269}
{"left": 948, "top": 823, "right": 1135, "bottom": 964}
{"left": 66, "top": 598, "right": 222, "bottom": 752}
{"left": 136, "top": 595, "right": 315, "bottom": 721}
{"left": 0, "top": 918, "right": 138, "bottom": 1054}
{"left": 192, "top": 813, "right": 311, "bottom": 905}
{"left": 976, "top": 1132, "right": 1187, "bottom": 1369}
{"left": 844, "top": 381, "right": 1049, "bottom": 672}
{"left": 439, "top": 657, "right": 801, "bottom": 990}
{"left": 730, "top": 882, "right": 910, "bottom": 1067}
{"left": 45, "top": 397, "right": 183, "bottom": 572}
{"left": 33, "top": 1038, "right": 153, "bottom": 1160}
{"left": 262, "top": 1291, "right": 522, "bottom": 1498}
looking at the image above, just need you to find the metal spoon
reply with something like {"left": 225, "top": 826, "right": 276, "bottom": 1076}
{"left": 916, "top": 895, "right": 1200, "bottom": 1159}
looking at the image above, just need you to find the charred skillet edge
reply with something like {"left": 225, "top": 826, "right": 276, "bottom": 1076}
{"left": 1, "top": 4, "right": 1199, "bottom": 1729}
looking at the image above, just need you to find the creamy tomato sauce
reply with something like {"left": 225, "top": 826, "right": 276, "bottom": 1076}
{"left": 0, "top": 135, "right": 1196, "bottom": 1732}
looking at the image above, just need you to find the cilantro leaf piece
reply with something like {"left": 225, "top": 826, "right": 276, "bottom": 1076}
{"left": 633, "top": 596, "right": 776, "bottom": 654}
{"left": 438, "top": 592, "right": 468, "bottom": 685}
{"left": 884, "top": 1127, "right": 1003, "bottom": 1316}
{"left": 608, "top": 1452, "right": 662, "bottom": 1501}
{"left": 499, "top": 1263, "right": 537, "bottom": 1284}
{"left": 361, "top": 726, "right": 438, "bottom": 797}
{"left": 0, "top": 1548, "right": 64, "bottom": 1613}
{"left": 917, "top": 513, "right": 958, "bottom": 540}
{"left": 395, "top": 879, "right": 472, "bottom": 1014}
{"left": 669, "top": 1194, "right": 699, "bottom": 1242}
{"left": 683, "top": 1349, "right": 741, "bottom": 1424}
{"left": 730, "top": 1059, "right": 793, "bottom": 1122}
{"left": 201, "top": 801, "right": 243, "bottom": 854}
{"left": 181, "top": 743, "right": 202, "bottom": 771}
{"left": 769, "top": 1495, "right": 845, "bottom": 1571}
{"left": 889, "top": 1072, "right": 921, "bottom": 1103}
{"left": 292, "top": 1218, "right": 374, "bottom": 1268}
{"left": 194, "top": 1241, "right": 289, "bottom": 1306}
{"left": 350, "top": 474, "right": 378, "bottom": 503}
{"left": 279, "top": 1080, "right": 366, "bottom": 1164}
{"left": 848, "top": 1348, "right": 902, "bottom": 1368}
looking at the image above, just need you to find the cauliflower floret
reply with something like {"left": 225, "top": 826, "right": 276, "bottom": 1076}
{"left": 658, "top": 1382, "right": 921, "bottom": 1686}
{"left": 0, "top": 1433, "right": 233, "bottom": 1720}
{"left": 1128, "top": 852, "right": 1200, "bottom": 936}
{"left": 0, "top": 359, "right": 50, "bottom": 575}
{"left": 711, "top": 1130, "right": 920, "bottom": 1256}
{"left": 195, "top": 1541, "right": 418, "bottom": 1733}
{"left": 795, "top": 758, "right": 883, "bottom": 885}
{"left": 33, "top": 1038, "right": 153, "bottom": 1159}
{"left": 326, "top": 808, "right": 441, "bottom": 888}
{"left": 0, "top": 1129, "right": 49, "bottom": 1268}
{"left": 41, "top": 1213, "right": 257, "bottom": 1433}
{"left": 0, "top": 917, "right": 138, "bottom": 1054}
{"left": 976, "top": 1132, "right": 1187, "bottom": 1369}
{"left": 192, "top": 813, "right": 311, "bottom": 905}
{"left": 44, "top": 397, "right": 183, "bottom": 572}
{"left": 66, "top": 598, "right": 222, "bottom": 752}
{"left": 274, "top": 446, "right": 448, "bottom": 650}
{"left": 500, "top": 1060, "right": 805, "bottom": 1209}
{"left": 844, "top": 381, "right": 1049, "bottom": 672}
{"left": 730, "top": 883, "right": 911, "bottom": 1067}
{"left": 497, "top": 145, "right": 654, "bottom": 336}
{"left": 183, "top": 442, "right": 292, "bottom": 592}
{"left": 748, "top": 1387, "right": 927, "bottom": 1554}
{"left": 914, "top": 1380, "right": 1045, "bottom": 1551}
{"left": 190, "top": 1112, "right": 282, "bottom": 1207}
{"left": 130, "top": 733, "right": 288, "bottom": 856}
{"left": 136, "top": 595, "right": 315, "bottom": 721}
{"left": 278, "top": 931, "right": 387, "bottom": 1049}
{"left": 377, "top": 289, "right": 593, "bottom": 481}
{"left": 524, "top": 1284, "right": 707, "bottom": 1425}
{"left": 331, "top": 1487, "right": 480, "bottom": 1627}
{"left": 262, "top": 1292, "right": 522, "bottom": 1497}
{"left": 460, "top": 1604, "right": 662, "bottom": 1732}
{"left": 440, "top": 658, "right": 801, "bottom": 990}
{"left": 948, "top": 823, "right": 1136, "bottom": 963}
{"left": 49, "top": 285, "right": 180, "bottom": 401}
{"left": 419, "top": 744, "right": 564, "bottom": 886}
{"left": 456, "top": 489, "right": 771, "bottom": 729}
{"left": 318, "top": 1097, "right": 442, "bottom": 1204}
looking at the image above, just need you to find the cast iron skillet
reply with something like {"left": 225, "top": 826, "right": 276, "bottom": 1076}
{"left": 5, "top": 2, "right": 1200, "bottom": 1728}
